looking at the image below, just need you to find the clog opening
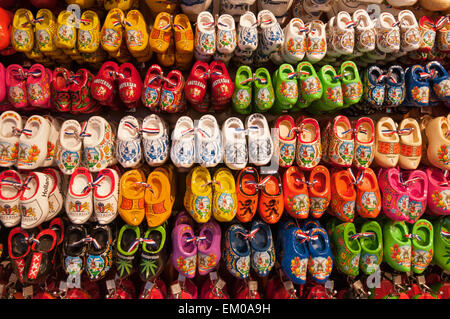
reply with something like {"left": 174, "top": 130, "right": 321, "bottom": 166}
{"left": 292, "top": 171, "right": 306, "bottom": 191}
{"left": 310, "top": 231, "right": 325, "bottom": 251}
{"left": 301, "top": 122, "right": 316, "bottom": 142}
{"left": 342, "top": 66, "right": 355, "bottom": 81}
{"left": 360, "top": 228, "right": 379, "bottom": 252}
{"left": 380, "top": 120, "right": 398, "bottom": 142}
{"left": 253, "top": 226, "right": 268, "bottom": 250}
{"left": 120, "top": 118, "right": 139, "bottom": 139}
{"left": 144, "top": 229, "right": 162, "bottom": 253}
{"left": 165, "top": 71, "right": 180, "bottom": 88}
{"left": 121, "top": 228, "right": 138, "bottom": 252}
{"left": 1, "top": 117, "right": 19, "bottom": 138}
{"left": 148, "top": 67, "right": 162, "bottom": 86}
{"left": 414, "top": 224, "right": 431, "bottom": 247}
{"left": 55, "top": 71, "right": 68, "bottom": 89}
{"left": 299, "top": 63, "right": 313, "bottom": 77}
{"left": 442, "top": 221, "right": 450, "bottom": 244}
{"left": 218, "top": 15, "right": 233, "bottom": 30}
{"left": 241, "top": 13, "right": 256, "bottom": 28}
{"left": 216, "top": 171, "right": 233, "bottom": 191}
{"left": 399, "top": 11, "right": 415, "bottom": 27}
{"left": 354, "top": 10, "right": 369, "bottom": 28}
{"left": 279, "top": 119, "right": 293, "bottom": 139}
{"left": 264, "top": 176, "right": 280, "bottom": 196}
{"left": 34, "top": 232, "right": 55, "bottom": 253}
{"left": 84, "top": 118, "right": 102, "bottom": 145}
{"left": 360, "top": 170, "right": 376, "bottom": 190}
{"left": 194, "top": 63, "right": 209, "bottom": 78}
{"left": 381, "top": 13, "right": 395, "bottom": 27}
{"left": 66, "top": 228, "right": 84, "bottom": 255}
{"left": 291, "top": 19, "right": 305, "bottom": 35}
{"left": 441, "top": 119, "right": 450, "bottom": 141}
{"left": 241, "top": 172, "right": 257, "bottom": 196}
{"left": 369, "top": 67, "right": 383, "bottom": 83}
{"left": 324, "top": 68, "right": 338, "bottom": 84}
{"left": 37, "top": 10, "right": 51, "bottom": 27}
{"left": 0, "top": 176, "right": 21, "bottom": 200}
{"left": 199, "top": 13, "right": 215, "bottom": 32}
{"left": 196, "top": 171, "right": 211, "bottom": 195}
{"left": 90, "top": 228, "right": 107, "bottom": 253}
{"left": 233, "top": 231, "right": 250, "bottom": 254}
{"left": 120, "top": 66, "right": 133, "bottom": 78}
{"left": 126, "top": 174, "right": 145, "bottom": 197}
{"left": 73, "top": 173, "right": 90, "bottom": 196}
{"left": 312, "top": 171, "right": 326, "bottom": 193}
{"left": 198, "top": 228, "right": 213, "bottom": 251}
{"left": 126, "top": 11, "right": 140, "bottom": 26}
{"left": 81, "top": 11, "right": 96, "bottom": 28}
{"left": 24, "top": 120, "right": 40, "bottom": 139}
{"left": 346, "top": 227, "right": 361, "bottom": 252}
{"left": 11, "top": 232, "right": 29, "bottom": 257}
{"left": 63, "top": 123, "right": 82, "bottom": 148}
{"left": 96, "top": 173, "right": 114, "bottom": 198}
{"left": 391, "top": 223, "right": 409, "bottom": 243}
{"left": 357, "top": 121, "right": 372, "bottom": 143}
{"left": 337, "top": 174, "right": 355, "bottom": 197}
{"left": 336, "top": 120, "right": 352, "bottom": 140}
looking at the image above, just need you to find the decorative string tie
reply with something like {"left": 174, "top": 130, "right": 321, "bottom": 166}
{"left": 400, "top": 177, "right": 423, "bottom": 188}
{"left": 80, "top": 18, "right": 92, "bottom": 24}
{"left": 185, "top": 235, "right": 207, "bottom": 243}
{"left": 239, "top": 77, "right": 255, "bottom": 85}
{"left": 21, "top": 12, "right": 33, "bottom": 27}
{"left": 69, "top": 74, "right": 80, "bottom": 85}
{"left": 287, "top": 72, "right": 297, "bottom": 79}
{"left": 419, "top": 72, "right": 432, "bottom": 79}
{"left": 376, "top": 74, "right": 388, "bottom": 83}
{"left": 33, "top": 16, "right": 45, "bottom": 24}
{"left": 434, "top": 16, "right": 449, "bottom": 31}
{"left": 160, "top": 75, "right": 177, "bottom": 87}
{"left": 0, "top": 179, "right": 23, "bottom": 189}
{"left": 381, "top": 128, "right": 413, "bottom": 136}
{"left": 196, "top": 127, "right": 211, "bottom": 139}
{"left": 299, "top": 26, "right": 309, "bottom": 33}
{"left": 404, "top": 233, "right": 422, "bottom": 241}
{"left": 201, "top": 179, "right": 222, "bottom": 189}
{"left": 109, "top": 71, "right": 125, "bottom": 80}
{"left": 140, "top": 127, "right": 160, "bottom": 135}
{"left": 295, "top": 178, "right": 318, "bottom": 188}
{"left": 25, "top": 235, "right": 40, "bottom": 245}
{"left": 21, "top": 175, "right": 33, "bottom": 191}
{"left": 82, "top": 174, "right": 105, "bottom": 193}
{"left": 441, "top": 230, "right": 450, "bottom": 237}
{"left": 440, "top": 170, "right": 449, "bottom": 187}
{"left": 345, "top": 20, "right": 356, "bottom": 29}
{"left": 17, "top": 128, "right": 32, "bottom": 137}
{"left": 133, "top": 182, "right": 154, "bottom": 194}
{"left": 288, "top": 125, "right": 310, "bottom": 137}
{"left": 70, "top": 235, "right": 101, "bottom": 249}
{"left": 12, "top": 68, "right": 28, "bottom": 80}
{"left": 295, "top": 230, "right": 318, "bottom": 243}
{"left": 297, "top": 70, "right": 310, "bottom": 76}
{"left": 334, "top": 74, "right": 343, "bottom": 80}
{"left": 350, "top": 232, "right": 375, "bottom": 240}
{"left": 237, "top": 228, "right": 259, "bottom": 240}
{"left": 127, "top": 238, "right": 157, "bottom": 252}
{"left": 245, "top": 176, "right": 271, "bottom": 189}
{"left": 258, "top": 18, "right": 272, "bottom": 26}
{"left": 79, "top": 121, "right": 91, "bottom": 137}
{"left": 173, "top": 24, "right": 184, "bottom": 30}
{"left": 122, "top": 19, "right": 132, "bottom": 27}
{"left": 348, "top": 167, "right": 364, "bottom": 185}
{"left": 392, "top": 21, "right": 400, "bottom": 28}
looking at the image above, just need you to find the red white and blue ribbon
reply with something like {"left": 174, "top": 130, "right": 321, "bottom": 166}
{"left": 140, "top": 127, "right": 160, "bottom": 135}
{"left": 201, "top": 179, "right": 222, "bottom": 189}
{"left": 350, "top": 232, "right": 375, "bottom": 240}
{"left": 404, "top": 233, "right": 422, "bottom": 241}
{"left": 70, "top": 235, "right": 101, "bottom": 249}
{"left": 79, "top": 121, "right": 91, "bottom": 138}
{"left": 441, "top": 230, "right": 450, "bottom": 237}
{"left": 236, "top": 228, "right": 259, "bottom": 240}
{"left": 0, "top": 179, "right": 23, "bottom": 189}
{"left": 21, "top": 175, "right": 33, "bottom": 191}
{"left": 245, "top": 176, "right": 271, "bottom": 189}
{"left": 127, "top": 238, "right": 157, "bottom": 252}
{"left": 346, "top": 20, "right": 356, "bottom": 29}
{"left": 17, "top": 128, "right": 32, "bottom": 137}
{"left": 348, "top": 167, "right": 364, "bottom": 185}
{"left": 295, "top": 230, "right": 318, "bottom": 243}
{"left": 186, "top": 235, "right": 207, "bottom": 243}
{"left": 287, "top": 72, "right": 297, "bottom": 79}
{"left": 25, "top": 235, "right": 40, "bottom": 245}
{"left": 82, "top": 174, "right": 105, "bottom": 193}
{"left": 133, "top": 182, "right": 154, "bottom": 194}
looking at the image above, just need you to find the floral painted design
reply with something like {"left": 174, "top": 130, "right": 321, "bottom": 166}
{"left": 232, "top": 89, "right": 250, "bottom": 107}
{"left": 217, "top": 193, "right": 234, "bottom": 215}
{"left": 286, "top": 37, "right": 306, "bottom": 56}
{"left": 301, "top": 77, "right": 321, "bottom": 95}
{"left": 126, "top": 30, "right": 143, "bottom": 47}
{"left": 287, "top": 194, "right": 309, "bottom": 218}
{"left": 14, "top": 30, "right": 29, "bottom": 48}
{"left": 18, "top": 144, "right": 40, "bottom": 166}
{"left": 361, "top": 253, "right": 380, "bottom": 275}
{"left": 198, "top": 253, "right": 217, "bottom": 272}
{"left": 290, "top": 256, "right": 307, "bottom": 281}
{"left": 369, "top": 86, "right": 385, "bottom": 106}
{"left": 390, "top": 244, "right": 411, "bottom": 267}
{"left": 279, "top": 81, "right": 298, "bottom": 99}
{"left": 176, "top": 255, "right": 196, "bottom": 277}
{"left": 8, "top": 87, "right": 26, "bottom": 104}
{"left": 102, "top": 28, "right": 120, "bottom": 48}
{"left": 343, "top": 82, "right": 362, "bottom": 101}
{"left": 58, "top": 25, "right": 74, "bottom": 42}
{"left": 386, "top": 86, "right": 404, "bottom": 105}
{"left": 253, "top": 251, "right": 271, "bottom": 275}
{"left": 355, "top": 145, "right": 372, "bottom": 167}
{"left": 431, "top": 190, "right": 450, "bottom": 213}
{"left": 326, "top": 86, "right": 343, "bottom": 105}
{"left": 308, "top": 256, "right": 332, "bottom": 281}
{"left": 411, "top": 86, "right": 429, "bottom": 104}
{"left": 360, "top": 192, "right": 378, "bottom": 212}
{"left": 437, "top": 144, "right": 450, "bottom": 165}
{"left": 433, "top": 79, "right": 450, "bottom": 98}
{"left": 411, "top": 248, "right": 433, "bottom": 272}
{"left": 36, "top": 30, "right": 50, "bottom": 47}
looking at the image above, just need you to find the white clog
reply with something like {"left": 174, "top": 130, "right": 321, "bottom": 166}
{"left": 93, "top": 168, "right": 119, "bottom": 225}
{"left": 398, "top": 10, "right": 420, "bottom": 53}
{"left": 305, "top": 20, "right": 327, "bottom": 63}
{"left": 353, "top": 9, "right": 376, "bottom": 53}
{"left": 0, "top": 111, "right": 22, "bottom": 168}
{"left": 334, "top": 11, "right": 355, "bottom": 55}
{"left": 222, "top": 117, "right": 247, "bottom": 170}
{"left": 171, "top": 116, "right": 196, "bottom": 168}
{"left": 325, "top": 16, "right": 341, "bottom": 58}
{"left": 246, "top": 113, "right": 274, "bottom": 166}
{"left": 0, "top": 170, "right": 22, "bottom": 227}
{"left": 196, "top": 114, "right": 223, "bottom": 168}
{"left": 116, "top": 115, "right": 142, "bottom": 168}
{"left": 142, "top": 114, "right": 170, "bottom": 167}
{"left": 65, "top": 167, "right": 93, "bottom": 225}
{"left": 17, "top": 115, "right": 50, "bottom": 170}
{"left": 20, "top": 171, "right": 52, "bottom": 229}
{"left": 281, "top": 18, "right": 307, "bottom": 64}
{"left": 375, "top": 12, "right": 400, "bottom": 53}
{"left": 238, "top": 11, "right": 258, "bottom": 52}
{"left": 42, "top": 115, "right": 60, "bottom": 168}
{"left": 195, "top": 11, "right": 216, "bottom": 56}
{"left": 216, "top": 14, "right": 237, "bottom": 54}
{"left": 42, "top": 167, "right": 64, "bottom": 221}
{"left": 258, "top": 10, "right": 284, "bottom": 56}
{"left": 55, "top": 119, "right": 82, "bottom": 175}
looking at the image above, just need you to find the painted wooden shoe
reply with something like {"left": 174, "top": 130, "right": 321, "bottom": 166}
{"left": 224, "top": 223, "right": 251, "bottom": 279}
{"left": 11, "top": 9, "right": 34, "bottom": 52}
{"left": 78, "top": 10, "right": 100, "bottom": 54}
{"left": 141, "top": 114, "right": 169, "bottom": 167}
{"left": 118, "top": 169, "right": 146, "bottom": 226}
{"left": 195, "top": 11, "right": 216, "bottom": 56}
{"left": 418, "top": 16, "right": 436, "bottom": 53}
{"left": 317, "top": 65, "right": 343, "bottom": 111}
{"left": 172, "top": 222, "right": 197, "bottom": 278}
{"left": 353, "top": 9, "right": 376, "bottom": 53}
{"left": 258, "top": 173, "right": 284, "bottom": 224}
{"left": 35, "top": 9, "right": 57, "bottom": 54}
{"left": 6, "top": 64, "right": 28, "bottom": 109}
{"left": 432, "top": 216, "right": 450, "bottom": 271}
{"left": 295, "top": 117, "right": 321, "bottom": 170}
{"left": 359, "top": 220, "right": 383, "bottom": 275}
{"left": 374, "top": 117, "right": 400, "bottom": 168}
{"left": 173, "top": 14, "right": 194, "bottom": 54}
{"left": 258, "top": 10, "right": 284, "bottom": 56}
{"left": 195, "top": 114, "right": 222, "bottom": 168}
{"left": 398, "top": 118, "right": 422, "bottom": 170}
{"left": 216, "top": 14, "right": 237, "bottom": 54}
{"left": 83, "top": 116, "right": 116, "bottom": 172}
{"left": 159, "top": 70, "right": 186, "bottom": 113}
{"left": 55, "top": 119, "right": 82, "bottom": 175}
{"left": 65, "top": 167, "right": 93, "bottom": 225}
{"left": 42, "top": 116, "right": 60, "bottom": 168}
{"left": 55, "top": 10, "right": 78, "bottom": 50}
{"left": 355, "top": 168, "right": 381, "bottom": 219}
{"left": 307, "top": 227, "right": 333, "bottom": 284}
{"left": 101, "top": 9, "right": 125, "bottom": 53}
{"left": 378, "top": 167, "right": 409, "bottom": 221}
{"left": 330, "top": 169, "right": 356, "bottom": 222}
{"left": 0, "top": 170, "right": 22, "bottom": 227}
{"left": 332, "top": 222, "right": 361, "bottom": 276}
{"left": 403, "top": 170, "right": 428, "bottom": 224}
{"left": 26, "top": 64, "right": 51, "bottom": 109}
{"left": 308, "top": 165, "right": 330, "bottom": 219}
{"left": 212, "top": 168, "right": 237, "bottom": 222}
{"left": 17, "top": 115, "right": 50, "bottom": 170}
{"left": 170, "top": 116, "right": 195, "bottom": 169}
{"left": 437, "top": 15, "right": 450, "bottom": 53}
{"left": 334, "top": 11, "right": 355, "bottom": 55}
{"left": 280, "top": 226, "right": 309, "bottom": 284}
{"left": 197, "top": 220, "right": 221, "bottom": 276}
{"left": 237, "top": 11, "right": 258, "bottom": 52}
{"left": 296, "top": 61, "right": 322, "bottom": 108}
{"left": 93, "top": 168, "right": 119, "bottom": 225}
{"left": 273, "top": 64, "right": 298, "bottom": 113}
{"left": 426, "top": 167, "right": 450, "bottom": 216}
{"left": 353, "top": 117, "right": 374, "bottom": 168}
{"left": 0, "top": 111, "right": 22, "bottom": 168}
{"left": 145, "top": 169, "right": 173, "bottom": 227}
{"left": 249, "top": 220, "right": 275, "bottom": 277}
{"left": 328, "top": 115, "right": 353, "bottom": 167}
{"left": 340, "top": 61, "right": 362, "bottom": 108}
{"left": 305, "top": 20, "right": 326, "bottom": 63}
{"left": 426, "top": 116, "right": 450, "bottom": 171}
{"left": 246, "top": 113, "right": 273, "bottom": 166}
{"left": 363, "top": 65, "right": 386, "bottom": 108}
{"left": 124, "top": 10, "right": 148, "bottom": 57}
{"left": 210, "top": 60, "right": 233, "bottom": 106}
{"left": 383, "top": 220, "right": 411, "bottom": 272}
{"left": 426, "top": 61, "right": 450, "bottom": 102}
{"left": 283, "top": 166, "right": 310, "bottom": 219}
{"left": 235, "top": 167, "right": 259, "bottom": 223}
{"left": 189, "top": 166, "right": 212, "bottom": 223}
{"left": 222, "top": 117, "right": 247, "bottom": 171}
{"left": 253, "top": 68, "right": 275, "bottom": 112}
{"left": 116, "top": 115, "right": 142, "bottom": 168}
{"left": 281, "top": 18, "right": 307, "bottom": 64}
{"left": 385, "top": 65, "right": 406, "bottom": 108}
{"left": 405, "top": 65, "right": 430, "bottom": 107}
{"left": 275, "top": 115, "right": 296, "bottom": 168}
{"left": 398, "top": 10, "right": 420, "bottom": 52}
{"left": 142, "top": 64, "right": 163, "bottom": 112}
{"left": 232, "top": 65, "right": 252, "bottom": 114}
{"left": 375, "top": 12, "right": 400, "bottom": 53}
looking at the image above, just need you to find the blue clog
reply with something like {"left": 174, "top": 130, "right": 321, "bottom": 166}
{"left": 224, "top": 223, "right": 251, "bottom": 279}
{"left": 276, "top": 219, "right": 296, "bottom": 258}
{"left": 363, "top": 65, "right": 386, "bottom": 108}
{"left": 405, "top": 64, "right": 430, "bottom": 107}
{"left": 249, "top": 220, "right": 275, "bottom": 277}
{"left": 426, "top": 61, "right": 450, "bottom": 102}
{"left": 302, "top": 219, "right": 322, "bottom": 233}
{"left": 385, "top": 65, "right": 406, "bottom": 108}
{"left": 307, "top": 227, "right": 333, "bottom": 284}
{"left": 281, "top": 227, "right": 309, "bottom": 284}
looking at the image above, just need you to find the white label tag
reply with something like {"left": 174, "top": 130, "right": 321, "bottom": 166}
{"left": 249, "top": 281, "right": 258, "bottom": 291}
{"left": 23, "top": 286, "right": 33, "bottom": 299}
{"left": 106, "top": 280, "right": 116, "bottom": 291}
{"left": 171, "top": 283, "right": 181, "bottom": 296}
{"left": 144, "top": 281, "right": 154, "bottom": 293}
{"left": 59, "top": 281, "right": 67, "bottom": 293}
{"left": 209, "top": 272, "right": 218, "bottom": 282}
{"left": 215, "top": 278, "right": 225, "bottom": 290}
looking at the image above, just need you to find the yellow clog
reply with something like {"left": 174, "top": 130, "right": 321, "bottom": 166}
{"left": 24, "top": 42, "right": 44, "bottom": 60}
{"left": 55, "top": 10, "right": 77, "bottom": 50}
{"left": 212, "top": 168, "right": 237, "bottom": 222}
{"left": 11, "top": 9, "right": 34, "bottom": 52}
{"left": 189, "top": 166, "right": 212, "bottom": 223}
{"left": 125, "top": 10, "right": 149, "bottom": 57}
{"left": 173, "top": 14, "right": 194, "bottom": 54}
{"left": 149, "top": 12, "right": 172, "bottom": 54}
{"left": 118, "top": 169, "right": 146, "bottom": 226}
{"left": 155, "top": 164, "right": 176, "bottom": 204}
{"left": 35, "top": 9, "right": 57, "bottom": 53}
{"left": 144, "top": 0, "right": 177, "bottom": 17}
{"left": 78, "top": 10, "right": 100, "bottom": 54}
{"left": 101, "top": 8, "right": 125, "bottom": 53}
{"left": 184, "top": 167, "right": 194, "bottom": 213}
{"left": 156, "top": 38, "right": 175, "bottom": 67}
{"left": 145, "top": 170, "right": 173, "bottom": 227}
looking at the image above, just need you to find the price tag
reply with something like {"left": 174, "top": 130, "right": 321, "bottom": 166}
{"left": 171, "top": 283, "right": 181, "bottom": 299}
{"left": 67, "top": 274, "right": 81, "bottom": 288}
{"left": 249, "top": 281, "right": 258, "bottom": 291}
{"left": 209, "top": 272, "right": 218, "bottom": 282}
{"left": 215, "top": 278, "right": 225, "bottom": 290}
{"left": 144, "top": 281, "right": 154, "bottom": 293}
{"left": 23, "top": 286, "right": 33, "bottom": 299}
{"left": 106, "top": 280, "right": 116, "bottom": 291}
{"left": 283, "top": 281, "right": 294, "bottom": 291}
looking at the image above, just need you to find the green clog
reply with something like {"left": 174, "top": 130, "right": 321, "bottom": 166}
{"left": 271, "top": 64, "right": 297, "bottom": 114}
{"left": 432, "top": 216, "right": 450, "bottom": 272}
{"left": 332, "top": 222, "right": 361, "bottom": 276}
{"left": 253, "top": 67, "right": 275, "bottom": 112}
{"left": 383, "top": 220, "right": 411, "bottom": 272}
{"left": 410, "top": 219, "right": 434, "bottom": 274}
{"left": 359, "top": 220, "right": 383, "bottom": 275}
{"left": 116, "top": 224, "right": 141, "bottom": 278}
{"left": 232, "top": 65, "right": 253, "bottom": 114}
{"left": 340, "top": 61, "right": 362, "bottom": 109}
{"left": 317, "top": 65, "right": 344, "bottom": 111}
{"left": 297, "top": 61, "right": 322, "bottom": 105}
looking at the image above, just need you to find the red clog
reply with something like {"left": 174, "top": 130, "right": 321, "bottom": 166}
{"left": 91, "top": 61, "right": 119, "bottom": 105}
{"left": 142, "top": 64, "right": 163, "bottom": 112}
{"left": 283, "top": 166, "right": 310, "bottom": 219}
{"left": 52, "top": 68, "right": 72, "bottom": 112}
{"left": 70, "top": 68, "right": 97, "bottom": 114}
{"left": 118, "top": 63, "right": 143, "bottom": 109}
{"left": 210, "top": 60, "right": 233, "bottom": 105}
{"left": 185, "top": 60, "right": 209, "bottom": 105}
{"left": 160, "top": 69, "right": 186, "bottom": 113}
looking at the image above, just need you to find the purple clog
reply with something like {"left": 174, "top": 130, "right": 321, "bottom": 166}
{"left": 171, "top": 223, "right": 197, "bottom": 278}
{"left": 197, "top": 220, "right": 221, "bottom": 276}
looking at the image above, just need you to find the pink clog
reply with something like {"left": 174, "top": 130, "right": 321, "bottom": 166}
{"left": 403, "top": 169, "right": 428, "bottom": 223}
{"left": 378, "top": 167, "right": 409, "bottom": 221}
{"left": 6, "top": 64, "right": 28, "bottom": 109}
{"left": 171, "top": 223, "right": 197, "bottom": 279}
{"left": 426, "top": 167, "right": 450, "bottom": 216}
{"left": 197, "top": 220, "right": 221, "bottom": 276}
{"left": 27, "top": 64, "right": 51, "bottom": 108}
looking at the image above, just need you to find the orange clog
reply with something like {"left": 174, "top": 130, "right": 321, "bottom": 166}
{"left": 235, "top": 167, "right": 259, "bottom": 223}
{"left": 118, "top": 169, "right": 146, "bottom": 226}
{"left": 330, "top": 169, "right": 356, "bottom": 222}
{"left": 283, "top": 166, "right": 310, "bottom": 219}
{"left": 355, "top": 168, "right": 381, "bottom": 219}
{"left": 308, "top": 165, "right": 331, "bottom": 218}
{"left": 258, "top": 173, "right": 284, "bottom": 224}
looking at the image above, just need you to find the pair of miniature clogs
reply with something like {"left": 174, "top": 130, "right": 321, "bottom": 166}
{"left": 55, "top": 116, "right": 116, "bottom": 175}
{"left": 283, "top": 165, "right": 331, "bottom": 219}
{"left": 224, "top": 221, "right": 275, "bottom": 279}
{"left": 142, "top": 64, "right": 186, "bottom": 113}
{"left": 405, "top": 62, "right": 450, "bottom": 107}
{"left": 8, "top": 218, "right": 63, "bottom": 284}
{"left": 150, "top": 12, "right": 194, "bottom": 68}
{"left": 184, "top": 166, "right": 236, "bottom": 223}
{"left": 92, "top": 61, "right": 142, "bottom": 110}
{"left": 309, "top": 61, "right": 362, "bottom": 113}
{"left": 115, "top": 223, "right": 166, "bottom": 281}
{"left": 0, "top": 112, "right": 60, "bottom": 170}
{"left": 222, "top": 114, "right": 274, "bottom": 169}
{"left": 172, "top": 212, "right": 221, "bottom": 278}
{"left": 275, "top": 115, "right": 321, "bottom": 169}
{"left": 383, "top": 219, "right": 434, "bottom": 274}
{"left": 363, "top": 65, "right": 406, "bottom": 109}
{"left": 0, "top": 168, "right": 63, "bottom": 229}
{"left": 185, "top": 60, "right": 233, "bottom": 111}
{"left": 330, "top": 167, "right": 381, "bottom": 222}
{"left": 62, "top": 223, "right": 114, "bottom": 281}
{"left": 170, "top": 115, "right": 222, "bottom": 169}
{"left": 278, "top": 219, "right": 333, "bottom": 284}
{"left": 52, "top": 67, "right": 99, "bottom": 114}
{"left": 374, "top": 117, "right": 422, "bottom": 170}
{"left": 116, "top": 115, "right": 169, "bottom": 168}
{"left": 418, "top": 16, "right": 450, "bottom": 54}
{"left": 232, "top": 66, "right": 275, "bottom": 114}
{"left": 118, "top": 166, "right": 174, "bottom": 228}
{"left": 65, "top": 167, "right": 119, "bottom": 225}
{"left": 322, "top": 115, "right": 374, "bottom": 169}
{"left": 6, "top": 64, "right": 52, "bottom": 110}
{"left": 378, "top": 167, "right": 428, "bottom": 223}
{"left": 328, "top": 218, "right": 383, "bottom": 276}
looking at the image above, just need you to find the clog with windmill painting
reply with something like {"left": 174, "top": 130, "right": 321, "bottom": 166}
{"left": 328, "top": 115, "right": 353, "bottom": 168}
{"left": 331, "top": 222, "right": 361, "bottom": 276}
{"left": 55, "top": 10, "right": 77, "bottom": 50}
{"left": 426, "top": 168, "right": 450, "bottom": 216}
{"left": 295, "top": 117, "right": 321, "bottom": 170}
{"left": 353, "top": 117, "right": 374, "bottom": 169}
{"left": 358, "top": 220, "right": 383, "bottom": 275}
{"left": 355, "top": 168, "right": 381, "bottom": 219}
{"left": 425, "top": 61, "right": 450, "bottom": 102}
{"left": 403, "top": 170, "right": 428, "bottom": 224}
{"left": 101, "top": 9, "right": 125, "bottom": 53}
{"left": 118, "top": 169, "right": 146, "bottom": 226}
{"left": 308, "top": 165, "right": 330, "bottom": 219}
{"left": 124, "top": 10, "right": 149, "bottom": 57}
{"left": 212, "top": 168, "right": 236, "bottom": 223}
{"left": 78, "top": 10, "right": 100, "bottom": 54}
{"left": 189, "top": 166, "right": 212, "bottom": 224}
{"left": 383, "top": 220, "right": 411, "bottom": 272}
{"left": 283, "top": 166, "right": 309, "bottom": 219}
{"left": 378, "top": 167, "right": 409, "bottom": 222}
{"left": 0, "top": 111, "right": 22, "bottom": 168}
{"left": 405, "top": 65, "right": 430, "bottom": 107}
{"left": 340, "top": 61, "right": 362, "bottom": 108}
{"left": 296, "top": 61, "right": 322, "bottom": 109}
{"left": 418, "top": 16, "right": 436, "bottom": 53}
{"left": 253, "top": 68, "right": 275, "bottom": 113}
{"left": 275, "top": 115, "right": 296, "bottom": 168}
{"left": 174, "top": 14, "right": 194, "bottom": 54}
{"left": 232, "top": 65, "right": 252, "bottom": 114}
{"left": 411, "top": 219, "right": 434, "bottom": 274}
